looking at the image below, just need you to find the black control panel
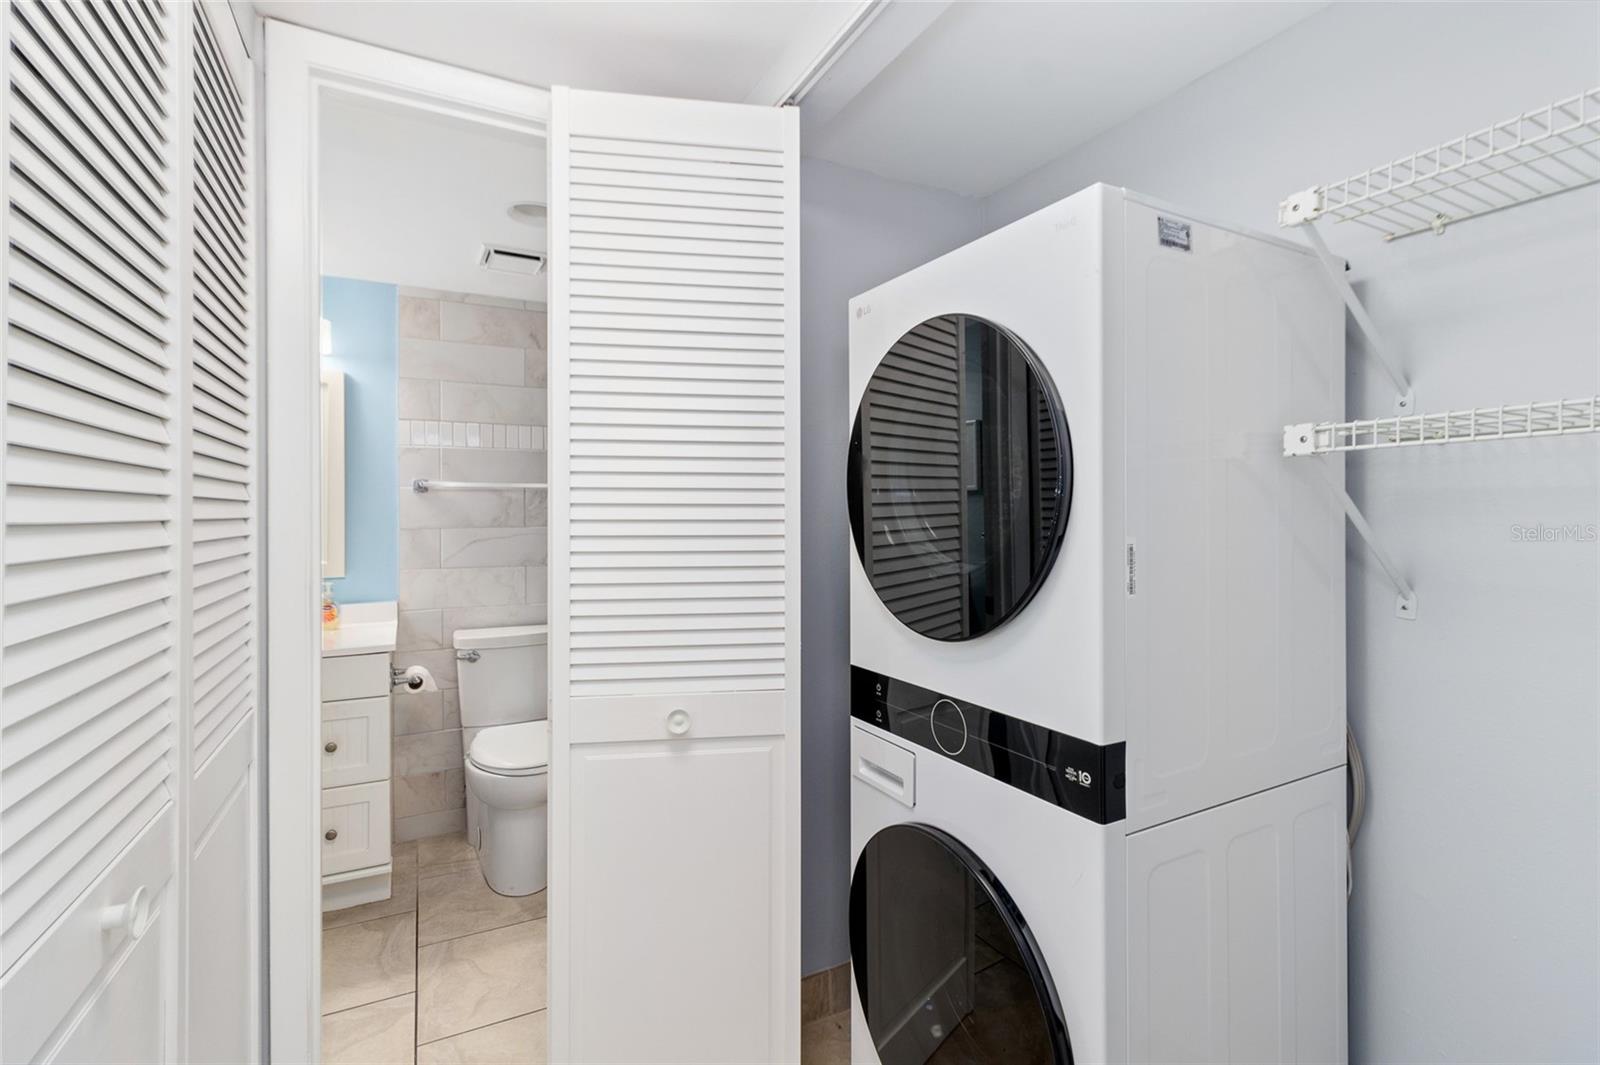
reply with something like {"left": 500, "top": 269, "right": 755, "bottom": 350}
{"left": 852, "top": 666, "right": 1126, "bottom": 825}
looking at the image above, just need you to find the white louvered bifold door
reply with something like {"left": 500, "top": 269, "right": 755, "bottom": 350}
{"left": 183, "top": 4, "right": 258, "bottom": 1062}
{"left": 0, "top": 2, "right": 259, "bottom": 1061}
{"left": 548, "top": 88, "right": 801, "bottom": 1063}
{"left": 1, "top": 0, "right": 184, "bottom": 1061}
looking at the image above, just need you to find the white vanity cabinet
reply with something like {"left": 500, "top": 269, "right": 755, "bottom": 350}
{"left": 320, "top": 612, "right": 398, "bottom": 911}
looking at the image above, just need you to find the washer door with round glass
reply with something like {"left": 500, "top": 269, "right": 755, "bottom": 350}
{"left": 849, "top": 315, "right": 1071, "bottom": 641}
{"left": 851, "top": 824, "right": 1071, "bottom": 1065}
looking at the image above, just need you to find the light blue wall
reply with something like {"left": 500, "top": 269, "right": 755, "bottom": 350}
{"left": 322, "top": 276, "right": 397, "bottom": 603}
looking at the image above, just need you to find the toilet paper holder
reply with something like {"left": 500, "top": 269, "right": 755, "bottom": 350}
{"left": 391, "top": 665, "right": 437, "bottom": 692}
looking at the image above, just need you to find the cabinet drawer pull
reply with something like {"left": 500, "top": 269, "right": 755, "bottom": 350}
{"left": 666, "top": 708, "right": 691, "bottom": 736}
{"left": 325, "top": 828, "right": 338, "bottom": 841}
{"left": 324, "top": 740, "right": 338, "bottom": 753}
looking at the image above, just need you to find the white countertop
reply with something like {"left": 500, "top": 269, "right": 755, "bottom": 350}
{"left": 321, "top": 600, "right": 397, "bottom": 657}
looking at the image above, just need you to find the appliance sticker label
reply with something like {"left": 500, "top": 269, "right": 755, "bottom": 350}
{"left": 1158, "top": 216, "right": 1191, "bottom": 251}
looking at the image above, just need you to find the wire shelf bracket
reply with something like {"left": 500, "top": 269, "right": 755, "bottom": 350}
{"left": 1299, "top": 221, "right": 1413, "bottom": 412}
{"left": 1341, "top": 483, "right": 1419, "bottom": 621}
{"left": 1278, "top": 87, "right": 1600, "bottom": 241}
{"left": 1302, "top": 460, "right": 1418, "bottom": 620}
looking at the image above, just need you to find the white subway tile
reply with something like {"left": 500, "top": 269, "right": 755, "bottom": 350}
{"left": 397, "top": 377, "right": 440, "bottom": 419}
{"left": 466, "top": 422, "right": 481, "bottom": 447}
{"left": 399, "top": 566, "right": 526, "bottom": 609}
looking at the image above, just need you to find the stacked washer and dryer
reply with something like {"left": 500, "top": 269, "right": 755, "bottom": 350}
{"left": 847, "top": 184, "right": 1350, "bottom": 1065}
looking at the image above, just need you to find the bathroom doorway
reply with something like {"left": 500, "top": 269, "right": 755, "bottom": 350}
{"left": 265, "top": 24, "right": 804, "bottom": 1063}
{"left": 313, "top": 86, "right": 552, "bottom": 1062}
{"left": 264, "top": 24, "right": 554, "bottom": 1063}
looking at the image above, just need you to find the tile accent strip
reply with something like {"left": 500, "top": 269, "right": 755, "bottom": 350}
{"left": 401, "top": 420, "right": 545, "bottom": 451}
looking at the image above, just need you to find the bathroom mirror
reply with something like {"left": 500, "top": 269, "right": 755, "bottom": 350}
{"left": 320, "top": 368, "right": 346, "bottom": 578}
{"left": 847, "top": 314, "right": 1072, "bottom": 641}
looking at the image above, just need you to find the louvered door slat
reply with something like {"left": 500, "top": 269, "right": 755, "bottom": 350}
{"left": 56, "top": 3, "right": 164, "bottom": 141}
{"left": 565, "top": 97, "right": 794, "bottom": 702}
{"left": 9, "top": 12, "right": 167, "bottom": 208}
{"left": 8, "top": 133, "right": 165, "bottom": 282}
{"left": 10, "top": 177, "right": 165, "bottom": 316}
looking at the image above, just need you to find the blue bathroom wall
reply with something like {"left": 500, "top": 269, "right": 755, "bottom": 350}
{"left": 322, "top": 276, "right": 397, "bottom": 603}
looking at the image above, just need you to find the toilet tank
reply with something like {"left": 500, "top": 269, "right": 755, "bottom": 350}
{"left": 453, "top": 624, "right": 548, "bottom": 729}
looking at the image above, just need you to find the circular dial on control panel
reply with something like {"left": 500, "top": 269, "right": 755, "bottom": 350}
{"left": 929, "top": 698, "right": 968, "bottom": 756}
{"left": 848, "top": 314, "right": 1072, "bottom": 642}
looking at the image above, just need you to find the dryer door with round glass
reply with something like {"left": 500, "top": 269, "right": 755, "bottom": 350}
{"left": 850, "top": 824, "right": 1071, "bottom": 1065}
{"left": 848, "top": 315, "right": 1071, "bottom": 641}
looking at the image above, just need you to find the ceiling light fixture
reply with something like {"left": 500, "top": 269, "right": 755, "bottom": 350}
{"left": 507, "top": 201, "right": 547, "bottom": 225}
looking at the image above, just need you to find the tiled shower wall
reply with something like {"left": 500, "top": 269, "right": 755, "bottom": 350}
{"left": 390, "top": 287, "right": 548, "bottom": 842}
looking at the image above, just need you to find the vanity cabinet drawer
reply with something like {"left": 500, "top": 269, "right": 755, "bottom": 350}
{"left": 321, "top": 782, "right": 391, "bottom": 877}
{"left": 321, "top": 697, "right": 391, "bottom": 788}
{"left": 322, "top": 652, "right": 390, "bottom": 702}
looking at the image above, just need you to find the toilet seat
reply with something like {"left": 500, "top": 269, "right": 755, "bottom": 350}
{"left": 468, "top": 721, "right": 549, "bottom": 776}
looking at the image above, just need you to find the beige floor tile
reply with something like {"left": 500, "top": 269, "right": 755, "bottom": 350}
{"left": 322, "top": 913, "right": 417, "bottom": 1015}
{"left": 418, "top": 868, "right": 546, "bottom": 946}
{"left": 417, "top": 858, "right": 480, "bottom": 882}
{"left": 324, "top": 856, "right": 419, "bottom": 931}
{"left": 417, "top": 832, "right": 477, "bottom": 870}
{"left": 322, "top": 994, "right": 416, "bottom": 1065}
{"left": 416, "top": 1010, "right": 547, "bottom": 1065}
{"left": 801, "top": 1009, "right": 850, "bottom": 1065}
{"left": 416, "top": 919, "right": 547, "bottom": 1044}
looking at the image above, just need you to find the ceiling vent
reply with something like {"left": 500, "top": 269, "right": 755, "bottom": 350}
{"left": 479, "top": 244, "right": 546, "bottom": 276}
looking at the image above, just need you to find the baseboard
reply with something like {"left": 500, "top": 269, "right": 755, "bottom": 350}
{"left": 801, "top": 961, "right": 852, "bottom": 1023}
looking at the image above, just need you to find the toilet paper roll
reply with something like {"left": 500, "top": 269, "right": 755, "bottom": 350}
{"left": 397, "top": 664, "right": 438, "bottom": 693}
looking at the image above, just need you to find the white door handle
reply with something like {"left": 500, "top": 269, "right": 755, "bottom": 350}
{"left": 666, "top": 708, "right": 691, "bottom": 736}
{"left": 100, "top": 885, "right": 151, "bottom": 939}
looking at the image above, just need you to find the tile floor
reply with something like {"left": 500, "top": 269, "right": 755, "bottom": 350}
{"left": 322, "top": 834, "right": 548, "bottom": 1064}
{"left": 801, "top": 1009, "right": 850, "bottom": 1065}
{"left": 322, "top": 832, "right": 849, "bottom": 1063}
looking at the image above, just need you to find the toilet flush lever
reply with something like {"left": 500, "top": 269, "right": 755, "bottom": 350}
{"left": 666, "top": 708, "right": 691, "bottom": 736}
{"left": 456, "top": 650, "right": 480, "bottom": 663}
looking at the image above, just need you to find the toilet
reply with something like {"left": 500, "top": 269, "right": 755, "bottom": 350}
{"left": 455, "top": 624, "right": 549, "bottom": 896}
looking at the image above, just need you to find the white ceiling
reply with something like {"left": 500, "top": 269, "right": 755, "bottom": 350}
{"left": 319, "top": 93, "right": 548, "bottom": 301}
{"left": 269, "top": 0, "right": 1327, "bottom": 213}
{"left": 804, "top": 1, "right": 1327, "bottom": 197}
{"left": 252, "top": 0, "right": 855, "bottom": 103}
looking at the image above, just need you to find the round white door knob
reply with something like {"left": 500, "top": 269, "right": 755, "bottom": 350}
{"left": 100, "top": 885, "right": 151, "bottom": 939}
{"left": 666, "top": 708, "right": 691, "bottom": 736}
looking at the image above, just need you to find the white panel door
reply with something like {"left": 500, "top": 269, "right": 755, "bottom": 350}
{"left": 548, "top": 87, "right": 801, "bottom": 1063}
{"left": 1, "top": 0, "right": 184, "bottom": 1060}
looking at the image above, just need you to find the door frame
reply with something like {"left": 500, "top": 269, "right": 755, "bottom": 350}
{"left": 261, "top": 23, "right": 549, "bottom": 1061}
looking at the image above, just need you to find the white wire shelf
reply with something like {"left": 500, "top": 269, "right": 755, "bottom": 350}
{"left": 412, "top": 479, "right": 547, "bottom": 493}
{"left": 1285, "top": 397, "right": 1600, "bottom": 456}
{"left": 1279, "top": 87, "right": 1600, "bottom": 240}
